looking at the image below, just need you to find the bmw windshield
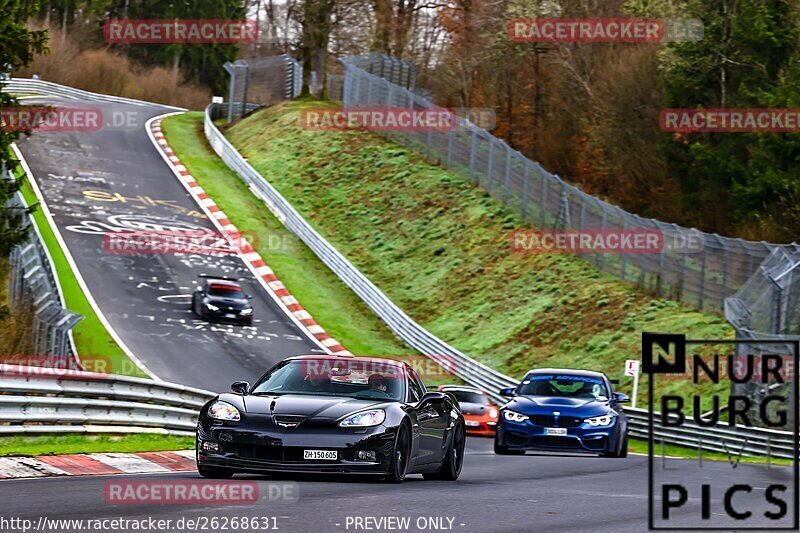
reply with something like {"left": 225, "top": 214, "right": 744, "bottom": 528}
{"left": 251, "top": 359, "right": 406, "bottom": 401}
{"left": 516, "top": 374, "right": 609, "bottom": 400}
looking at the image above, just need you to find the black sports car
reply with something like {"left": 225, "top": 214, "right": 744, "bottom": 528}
{"left": 196, "top": 355, "right": 466, "bottom": 482}
{"left": 191, "top": 277, "right": 253, "bottom": 325}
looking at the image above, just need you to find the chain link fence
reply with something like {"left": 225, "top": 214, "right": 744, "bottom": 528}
{"left": 4, "top": 162, "right": 82, "bottom": 366}
{"left": 340, "top": 53, "right": 797, "bottom": 313}
{"left": 223, "top": 54, "right": 302, "bottom": 123}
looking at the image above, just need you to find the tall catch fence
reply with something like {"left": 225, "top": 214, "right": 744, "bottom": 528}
{"left": 340, "top": 54, "right": 797, "bottom": 314}
{"left": 223, "top": 54, "right": 301, "bottom": 123}
{"left": 3, "top": 161, "right": 82, "bottom": 365}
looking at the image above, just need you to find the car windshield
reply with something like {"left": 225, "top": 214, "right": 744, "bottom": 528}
{"left": 251, "top": 359, "right": 406, "bottom": 401}
{"left": 516, "top": 374, "right": 609, "bottom": 400}
{"left": 209, "top": 284, "right": 244, "bottom": 298}
{"left": 449, "top": 390, "right": 489, "bottom": 405}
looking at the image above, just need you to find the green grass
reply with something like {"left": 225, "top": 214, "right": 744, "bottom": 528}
{"left": 0, "top": 433, "right": 193, "bottom": 457}
{"left": 12, "top": 154, "right": 146, "bottom": 377}
{"left": 221, "top": 101, "right": 734, "bottom": 408}
{"left": 628, "top": 438, "right": 791, "bottom": 466}
{"left": 160, "top": 114, "right": 457, "bottom": 374}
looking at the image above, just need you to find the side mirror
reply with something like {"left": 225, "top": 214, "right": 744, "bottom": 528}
{"left": 613, "top": 392, "right": 630, "bottom": 403}
{"left": 231, "top": 381, "right": 250, "bottom": 395}
{"left": 418, "top": 391, "right": 446, "bottom": 406}
{"left": 500, "top": 387, "right": 516, "bottom": 397}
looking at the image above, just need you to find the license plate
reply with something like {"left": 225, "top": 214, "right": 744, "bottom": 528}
{"left": 303, "top": 450, "right": 337, "bottom": 461}
{"left": 545, "top": 427, "right": 567, "bottom": 436}
{"left": 225, "top": 313, "right": 236, "bottom": 318}
{"left": 464, "top": 420, "right": 480, "bottom": 427}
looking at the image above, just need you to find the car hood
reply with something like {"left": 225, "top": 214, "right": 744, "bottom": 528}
{"left": 505, "top": 396, "right": 613, "bottom": 417}
{"left": 235, "top": 394, "right": 389, "bottom": 420}
{"left": 206, "top": 295, "right": 249, "bottom": 308}
{"left": 458, "top": 401, "right": 492, "bottom": 416}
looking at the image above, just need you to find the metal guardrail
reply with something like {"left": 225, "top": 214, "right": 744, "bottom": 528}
{"left": 204, "top": 102, "right": 796, "bottom": 458}
{"left": 3, "top": 78, "right": 186, "bottom": 110}
{"left": 4, "top": 162, "right": 82, "bottom": 363}
{"left": 0, "top": 365, "right": 214, "bottom": 436}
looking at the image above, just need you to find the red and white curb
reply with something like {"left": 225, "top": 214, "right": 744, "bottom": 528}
{"left": 149, "top": 117, "right": 350, "bottom": 356}
{"left": 0, "top": 450, "right": 196, "bottom": 479}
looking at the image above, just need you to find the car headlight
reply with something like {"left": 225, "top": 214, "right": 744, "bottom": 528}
{"left": 489, "top": 408, "right": 498, "bottom": 419}
{"left": 339, "top": 409, "right": 386, "bottom": 427}
{"left": 208, "top": 401, "right": 240, "bottom": 421}
{"left": 503, "top": 410, "right": 529, "bottom": 423}
{"left": 584, "top": 413, "right": 616, "bottom": 427}
{"left": 206, "top": 302, "right": 220, "bottom": 311}
{"left": 240, "top": 307, "right": 253, "bottom": 315}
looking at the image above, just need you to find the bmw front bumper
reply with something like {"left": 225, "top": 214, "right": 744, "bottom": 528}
{"left": 496, "top": 420, "right": 620, "bottom": 454}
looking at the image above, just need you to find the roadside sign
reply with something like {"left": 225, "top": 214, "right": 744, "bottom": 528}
{"left": 624, "top": 359, "right": 640, "bottom": 408}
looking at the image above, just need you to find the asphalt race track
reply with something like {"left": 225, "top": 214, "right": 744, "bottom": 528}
{"left": 0, "top": 438, "right": 793, "bottom": 532}
{"left": 8, "top": 96, "right": 795, "bottom": 533}
{"left": 15, "top": 97, "right": 324, "bottom": 390}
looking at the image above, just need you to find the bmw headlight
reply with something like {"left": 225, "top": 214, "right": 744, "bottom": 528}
{"left": 584, "top": 413, "right": 616, "bottom": 427}
{"left": 208, "top": 401, "right": 240, "bottom": 421}
{"left": 240, "top": 307, "right": 253, "bottom": 315}
{"left": 206, "top": 302, "right": 220, "bottom": 312}
{"left": 339, "top": 409, "right": 386, "bottom": 427}
{"left": 503, "top": 410, "right": 529, "bottom": 423}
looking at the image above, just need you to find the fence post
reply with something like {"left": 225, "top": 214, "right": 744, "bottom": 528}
{"left": 541, "top": 174, "right": 549, "bottom": 228}
{"left": 521, "top": 163, "right": 530, "bottom": 220}
{"left": 698, "top": 244, "right": 708, "bottom": 310}
{"left": 446, "top": 126, "right": 455, "bottom": 168}
{"left": 468, "top": 129, "right": 478, "bottom": 184}
{"left": 503, "top": 150, "right": 512, "bottom": 204}
{"left": 485, "top": 137, "right": 494, "bottom": 189}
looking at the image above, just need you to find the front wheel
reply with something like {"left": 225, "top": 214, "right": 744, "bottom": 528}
{"left": 384, "top": 423, "right": 410, "bottom": 483}
{"left": 423, "top": 421, "right": 465, "bottom": 481}
{"left": 494, "top": 434, "right": 524, "bottom": 455}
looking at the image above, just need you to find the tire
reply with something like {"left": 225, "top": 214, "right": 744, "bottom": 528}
{"left": 494, "top": 434, "right": 524, "bottom": 455}
{"left": 423, "top": 421, "right": 465, "bottom": 481}
{"left": 197, "top": 465, "right": 234, "bottom": 479}
{"left": 384, "top": 423, "right": 410, "bottom": 483}
{"left": 603, "top": 431, "right": 628, "bottom": 458}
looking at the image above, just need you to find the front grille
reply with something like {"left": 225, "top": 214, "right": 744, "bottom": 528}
{"left": 232, "top": 445, "right": 324, "bottom": 462}
{"left": 558, "top": 416, "right": 582, "bottom": 428}
{"left": 529, "top": 415, "right": 555, "bottom": 426}
{"left": 274, "top": 415, "right": 306, "bottom": 428}
{"left": 530, "top": 436, "right": 577, "bottom": 448}
{"left": 529, "top": 415, "right": 581, "bottom": 428}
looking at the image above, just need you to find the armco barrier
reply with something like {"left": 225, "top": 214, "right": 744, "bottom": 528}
{"left": 3, "top": 78, "right": 185, "bottom": 111}
{"left": 204, "top": 102, "right": 794, "bottom": 458}
{"left": 0, "top": 365, "right": 214, "bottom": 436}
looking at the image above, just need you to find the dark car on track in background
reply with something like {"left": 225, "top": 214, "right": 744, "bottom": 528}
{"left": 196, "top": 354, "right": 466, "bottom": 482}
{"left": 191, "top": 277, "right": 253, "bottom": 325}
{"left": 494, "top": 369, "right": 629, "bottom": 457}
{"left": 438, "top": 385, "right": 498, "bottom": 436}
